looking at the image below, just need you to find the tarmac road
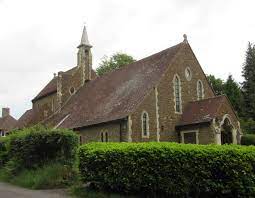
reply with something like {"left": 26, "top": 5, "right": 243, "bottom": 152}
{"left": 0, "top": 182, "right": 70, "bottom": 198}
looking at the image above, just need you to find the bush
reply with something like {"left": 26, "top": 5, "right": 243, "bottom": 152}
{"left": 79, "top": 143, "right": 255, "bottom": 197}
{"left": 0, "top": 137, "right": 9, "bottom": 167}
{"left": 1, "top": 125, "right": 79, "bottom": 172}
{"left": 241, "top": 134, "right": 255, "bottom": 145}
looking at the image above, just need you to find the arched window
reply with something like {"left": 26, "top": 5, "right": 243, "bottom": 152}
{"left": 197, "top": 80, "right": 204, "bottom": 100}
{"left": 79, "top": 135, "right": 82, "bottom": 145}
{"left": 105, "top": 132, "right": 108, "bottom": 142}
{"left": 101, "top": 132, "right": 104, "bottom": 142}
{"left": 173, "top": 75, "right": 182, "bottom": 113}
{"left": 141, "top": 111, "right": 149, "bottom": 137}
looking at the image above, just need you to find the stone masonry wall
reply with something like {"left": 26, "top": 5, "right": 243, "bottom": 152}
{"left": 33, "top": 92, "right": 57, "bottom": 122}
{"left": 77, "top": 120, "right": 127, "bottom": 143}
{"left": 131, "top": 43, "right": 215, "bottom": 143}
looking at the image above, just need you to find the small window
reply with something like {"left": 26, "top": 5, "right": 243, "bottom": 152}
{"left": 185, "top": 67, "right": 192, "bottom": 81}
{"left": 141, "top": 111, "right": 149, "bottom": 137}
{"left": 181, "top": 131, "right": 199, "bottom": 144}
{"left": 52, "top": 98, "right": 55, "bottom": 112}
{"left": 44, "top": 110, "right": 48, "bottom": 118}
{"left": 173, "top": 75, "right": 182, "bottom": 113}
{"left": 69, "top": 87, "right": 75, "bottom": 95}
{"left": 105, "top": 132, "right": 108, "bottom": 142}
{"left": 197, "top": 80, "right": 204, "bottom": 100}
{"left": 79, "top": 135, "right": 82, "bottom": 145}
{"left": 101, "top": 132, "right": 104, "bottom": 142}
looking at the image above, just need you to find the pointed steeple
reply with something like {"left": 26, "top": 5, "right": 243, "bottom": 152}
{"left": 78, "top": 25, "right": 92, "bottom": 48}
{"left": 77, "top": 25, "right": 93, "bottom": 83}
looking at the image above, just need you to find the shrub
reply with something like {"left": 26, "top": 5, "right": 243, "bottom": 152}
{"left": 0, "top": 137, "right": 10, "bottom": 167}
{"left": 241, "top": 134, "right": 255, "bottom": 145}
{"left": 3, "top": 125, "right": 79, "bottom": 171}
{"left": 79, "top": 143, "right": 255, "bottom": 197}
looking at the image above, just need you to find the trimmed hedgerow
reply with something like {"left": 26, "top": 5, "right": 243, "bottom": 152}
{"left": 79, "top": 143, "right": 255, "bottom": 197}
{"left": 241, "top": 134, "right": 255, "bottom": 145}
{"left": 1, "top": 125, "right": 79, "bottom": 172}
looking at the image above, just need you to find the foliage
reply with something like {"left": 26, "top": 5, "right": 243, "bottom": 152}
{"left": 0, "top": 163, "right": 77, "bottom": 189}
{"left": 224, "top": 75, "right": 244, "bottom": 117}
{"left": 207, "top": 74, "right": 244, "bottom": 117}
{"left": 96, "top": 53, "right": 135, "bottom": 76}
{"left": 207, "top": 74, "right": 225, "bottom": 95}
{"left": 0, "top": 137, "right": 9, "bottom": 167}
{"left": 242, "top": 42, "right": 255, "bottom": 119}
{"left": 79, "top": 142, "right": 255, "bottom": 197}
{"left": 0, "top": 125, "right": 79, "bottom": 173}
{"left": 241, "top": 134, "right": 255, "bottom": 145}
{"left": 240, "top": 118, "right": 255, "bottom": 134}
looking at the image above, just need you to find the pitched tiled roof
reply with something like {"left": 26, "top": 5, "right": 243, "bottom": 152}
{"left": 46, "top": 42, "right": 184, "bottom": 129}
{"left": 0, "top": 115, "right": 17, "bottom": 131}
{"left": 15, "top": 109, "right": 34, "bottom": 129}
{"left": 32, "top": 67, "right": 97, "bottom": 102}
{"left": 177, "top": 95, "right": 227, "bottom": 126}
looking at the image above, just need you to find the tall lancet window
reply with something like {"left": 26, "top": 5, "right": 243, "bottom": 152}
{"left": 197, "top": 80, "right": 204, "bottom": 100}
{"left": 173, "top": 75, "right": 182, "bottom": 113}
{"left": 141, "top": 111, "right": 149, "bottom": 138}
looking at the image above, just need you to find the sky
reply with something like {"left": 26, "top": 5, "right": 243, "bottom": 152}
{"left": 0, "top": 0, "right": 255, "bottom": 119}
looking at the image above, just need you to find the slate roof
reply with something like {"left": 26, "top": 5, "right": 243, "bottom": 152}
{"left": 15, "top": 109, "right": 34, "bottom": 129}
{"left": 46, "top": 42, "right": 184, "bottom": 129}
{"left": 32, "top": 67, "right": 97, "bottom": 102}
{"left": 178, "top": 95, "right": 229, "bottom": 126}
{"left": 0, "top": 115, "right": 17, "bottom": 131}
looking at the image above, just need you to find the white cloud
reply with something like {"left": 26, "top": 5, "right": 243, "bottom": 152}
{"left": 0, "top": 0, "right": 254, "bottom": 118}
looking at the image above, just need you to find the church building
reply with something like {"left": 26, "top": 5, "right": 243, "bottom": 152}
{"left": 16, "top": 26, "right": 242, "bottom": 145}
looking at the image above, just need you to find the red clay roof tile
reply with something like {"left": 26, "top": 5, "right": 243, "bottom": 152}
{"left": 0, "top": 115, "right": 17, "bottom": 131}
{"left": 178, "top": 95, "right": 226, "bottom": 126}
{"left": 46, "top": 42, "right": 184, "bottom": 129}
{"left": 15, "top": 109, "right": 34, "bottom": 129}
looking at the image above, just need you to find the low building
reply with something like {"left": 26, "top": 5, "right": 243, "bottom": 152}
{"left": 0, "top": 108, "right": 17, "bottom": 137}
{"left": 17, "top": 26, "right": 242, "bottom": 144}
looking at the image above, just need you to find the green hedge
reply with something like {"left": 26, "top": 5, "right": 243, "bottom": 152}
{"left": 0, "top": 125, "right": 79, "bottom": 172}
{"left": 79, "top": 143, "right": 255, "bottom": 197}
{"left": 0, "top": 138, "right": 9, "bottom": 167}
{"left": 241, "top": 134, "right": 255, "bottom": 145}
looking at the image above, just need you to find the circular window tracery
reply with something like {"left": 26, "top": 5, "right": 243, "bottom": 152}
{"left": 185, "top": 67, "right": 192, "bottom": 81}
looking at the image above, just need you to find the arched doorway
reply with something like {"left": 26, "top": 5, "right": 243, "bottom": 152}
{"left": 221, "top": 118, "right": 233, "bottom": 144}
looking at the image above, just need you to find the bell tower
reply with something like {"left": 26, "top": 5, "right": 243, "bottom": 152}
{"left": 77, "top": 26, "right": 92, "bottom": 85}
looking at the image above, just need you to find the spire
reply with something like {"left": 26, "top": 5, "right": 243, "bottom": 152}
{"left": 78, "top": 25, "right": 92, "bottom": 48}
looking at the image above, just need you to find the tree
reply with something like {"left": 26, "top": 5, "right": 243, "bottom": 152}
{"left": 242, "top": 42, "right": 255, "bottom": 119}
{"left": 207, "top": 74, "right": 244, "bottom": 117}
{"left": 96, "top": 53, "right": 136, "bottom": 76}
{"left": 206, "top": 74, "right": 224, "bottom": 95}
{"left": 224, "top": 75, "right": 243, "bottom": 117}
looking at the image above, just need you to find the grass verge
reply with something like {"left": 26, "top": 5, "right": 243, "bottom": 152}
{"left": 0, "top": 163, "right": 77, "bottom": 189}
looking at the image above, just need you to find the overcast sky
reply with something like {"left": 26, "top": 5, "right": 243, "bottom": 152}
{"left": 0, "top": 0, "right": 254, "bottom": 119}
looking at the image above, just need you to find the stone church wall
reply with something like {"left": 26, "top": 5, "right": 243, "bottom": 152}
{"left": 130, "top": 44, "right": 215, "bottom": 143}
{"left": 33, "top": 92, "right": 57, "bottom": 122}
{"left": 77, "top": 120, "right": 127, "bottom": 143}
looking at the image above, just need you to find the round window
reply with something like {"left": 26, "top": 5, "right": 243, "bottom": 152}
{"left": 69, "top": 87, "right": 75, "bottom": 95}
{"left": 185, "top": 67, "right": 192, "bottom": 81}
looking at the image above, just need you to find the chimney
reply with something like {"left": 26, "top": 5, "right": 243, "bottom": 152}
{"left": 2, "top": 108, "right": 10, "bottom": 117}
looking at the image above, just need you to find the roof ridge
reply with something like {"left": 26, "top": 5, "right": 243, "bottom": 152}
{"left": 96, "top": 42, "right": 184, "bottom": 79}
